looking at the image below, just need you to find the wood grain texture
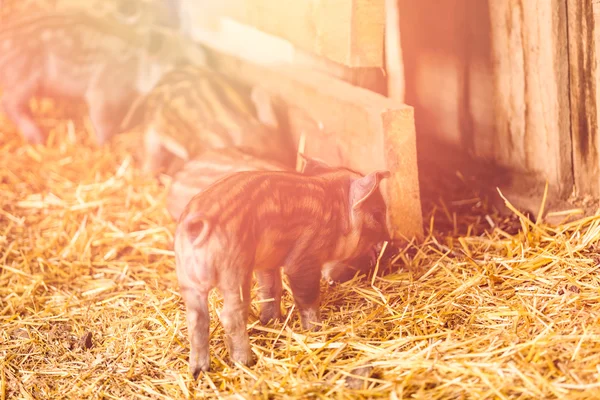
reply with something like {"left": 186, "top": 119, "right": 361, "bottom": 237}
{"left": 179, "top": 0, "right": 385, "bottom": 67}
{"left": 568, "top": 0, "right": 600, "bottom": 196}
{"left": 204, "top": 47, "right": 423, "bottom": 240}
{"left": 487, "top": 0, "right": 572, "bottom": 195}
{"left": 385, "top": 0, "right": 404, "bottom": 102}
{"left": 398, "top": 0, "right": 573, "bottom": 197}
{"left": 185, "top": 16, "right": 387, "bottom": 94}
{"left": 294, "top": 48, "right": 387, "bottom": 95}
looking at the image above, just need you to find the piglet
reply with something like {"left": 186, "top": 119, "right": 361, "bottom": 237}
{"left": 174, "top": 156, "right": 391, "bottom": 377}
{"left": 122, "top": 64, "right": 296, "bottom": 176}
{"left": 167, "top": 148, "right": 377, "bottom": 285}
{"left": 166, "top": 146, "right": 290, "bottom": 221}
{"left": 0, "top": 9, "right": 204, "bottom": 145}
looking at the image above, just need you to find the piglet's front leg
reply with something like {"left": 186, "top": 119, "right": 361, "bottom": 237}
{"left": 86, "top": 69, "right": 137, "bottom": 145}
{"left": 180, "top": 286, "right": 211, "bottom": 377}
{"left": 255, "top": 268, "right": 283, "bottom": 325}
{"left": 285, "top": 259, "right": 322, "bottom": 331}
{"left": 2, "top": 78, "right": 45, "bottom": 144}
{"left": 218, "top": 269, "right": 255, "bottom": 367}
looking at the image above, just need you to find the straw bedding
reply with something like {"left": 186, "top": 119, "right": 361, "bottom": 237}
{"left": 2, "top": 103, "right": 600, "bottom": 399}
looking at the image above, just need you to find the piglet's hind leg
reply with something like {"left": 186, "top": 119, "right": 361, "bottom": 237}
{"left": 86, "top": 69, "right": 136, "bottom": 146}
{"left": 218, "top": 270, "right": 255, "bottom": 367}
{"left": 181, "top": 287, "right": 211, "bottom": 378}
{"left": 86, "top": 96, "right": 130, "bottom": 146}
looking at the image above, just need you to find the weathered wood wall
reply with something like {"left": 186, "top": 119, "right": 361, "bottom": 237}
{"left": 568, "top": 0, "right": 600, "bottom": 198}
{"left": 398, "top": 0, "right": 574, "bottom": 199}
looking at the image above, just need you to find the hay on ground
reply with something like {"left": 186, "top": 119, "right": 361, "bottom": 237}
{"left": 2, "top": 106, "right": 600, "bottom": 399}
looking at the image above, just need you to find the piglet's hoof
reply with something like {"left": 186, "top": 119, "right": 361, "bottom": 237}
{"left": 259, "top": 309, "right": 283, "bottom": 326}
{"left": 22, "top": 129, "right": 45, "bottom": 145}
{"left": 230, "top": 349, "right": 256, "bottom": 367}
{"left": 191, "top": 361, "right": 210, "bottom": 380}
{"left": 300, "top": 309, "right": 321, "bottom": 332}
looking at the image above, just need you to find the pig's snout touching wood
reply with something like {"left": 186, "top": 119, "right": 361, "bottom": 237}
{"left": 299, "top": 153, "right": 392, "bottom": 284}
{"left": 174, "top": 157, "right": 391, "bottom": 376}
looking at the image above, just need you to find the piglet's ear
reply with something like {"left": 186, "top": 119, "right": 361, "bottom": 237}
{"left": 350, "top": 170, "right": 391, "bottom": 209}
{"left": 298, "top": 153, "right": 333, "bottom": 175}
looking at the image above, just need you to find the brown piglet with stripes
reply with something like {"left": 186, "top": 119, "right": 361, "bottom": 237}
{"left": 123, "top": 64, "right": 295, "bottom": 176}
{"left": 174, "top": 155, "right": 391, "bottom": 377}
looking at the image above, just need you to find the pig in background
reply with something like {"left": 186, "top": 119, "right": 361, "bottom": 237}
{"left": 165, "top": 146, "right": 292, "bottom": 221}
{"left": 0, "top": 5, "right": 204, "bottom": 145}
{"left": 0, "top": 0, "right": 179, "bottom": 28}
{"left": 173, "top": 155, "right": 391, "bottom": 376}
{"left": 120, "top": 64, "right": 296, "bottom": 177}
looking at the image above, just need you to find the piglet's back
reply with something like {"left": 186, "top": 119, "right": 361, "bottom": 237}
{"left": 0, "top": 10, "right": 148, "bottom": 71}
{"left": 178, "top": 170, "right": 351, "bottom": 238}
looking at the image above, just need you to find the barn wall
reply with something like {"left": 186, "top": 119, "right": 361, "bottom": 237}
{"left": 398, "top": 0, "right": 574, "bottom": 197}
{"left": 568, "top": 0, "right": 600, "bottom": 197}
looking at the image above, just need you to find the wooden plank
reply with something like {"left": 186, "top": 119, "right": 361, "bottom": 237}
{"left": 204, "top": 47, "right": 423, "bottom": 241}
{"left": 396, "top": 0, "right": 476, "bottom": 147}
{"left": 178, "top": 0, "right": 385, "bottom": 67}
{"left": 294, "top": 49, "right": 387, "bottom": 95}
{"left": 187, "top": 15, "right": 388, "bottom": 94}
{"left": 567, "top": 0, "right": 600, "bottom": 197}
{"left": 385, "top": 0, "right": 405, "bottom": 102}
{"left": 485, "top": 0, "right": 572, "bottom": 196}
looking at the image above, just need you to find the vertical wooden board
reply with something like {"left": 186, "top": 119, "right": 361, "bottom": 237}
{"left": 486, "top": 0, "right": 572, "bottom": 195}
{"left": 568, "top": 0, "right": 600, "bottom": 197}
{"left": 463, "top": 0, "right": 495, "bottom": 157}
{"left": 385, "top": 0, "right": 405, "bottom": 102}
{"left": 382, "top": 107, "right": 422, "bottom": 240}
{"left": 351, "top": 0, "right": 386, "bottom": 66}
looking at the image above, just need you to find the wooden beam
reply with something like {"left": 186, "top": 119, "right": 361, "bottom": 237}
{"left": 179, "top": 0, "right": 385, "bottom": 68}
{"left": 187, "top": 16, "right": 387, "bottom": 94}
{"left": 567, "top": 0, "right": 600, "bottom": 197}
{"left": 293, "top": 48, "right": 387, "bottom": 95}
{"left": 204, "top": 47, "right": 423, "bottom": 241}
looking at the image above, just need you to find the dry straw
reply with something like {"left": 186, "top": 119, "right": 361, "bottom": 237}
{"left": 2, "top": 103, "right": 600, "bottom": 399}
